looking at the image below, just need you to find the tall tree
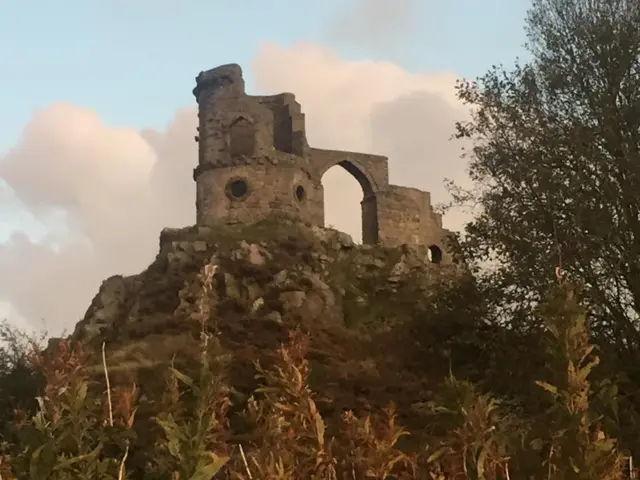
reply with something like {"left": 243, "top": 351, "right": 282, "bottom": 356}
{"left": 454, "top": 0, "right": 640, "bottom": 357}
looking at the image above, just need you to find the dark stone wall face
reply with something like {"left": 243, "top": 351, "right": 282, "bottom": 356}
{"left": 376, "top": 186, "right": 453, "bottom": 263}
{"left": 361, "top": 196, "right": 379, "bottom": 245}
{"left": 192, "top": 63, "right": 455, "bottom": 264}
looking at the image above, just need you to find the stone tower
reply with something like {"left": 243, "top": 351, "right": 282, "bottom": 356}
{"left": 192, "top": 63, "right": 455, "bottom": 264}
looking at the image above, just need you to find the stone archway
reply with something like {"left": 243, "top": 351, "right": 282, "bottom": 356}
{"left": 321, "top": 159, "right": 379, "bottom": 245}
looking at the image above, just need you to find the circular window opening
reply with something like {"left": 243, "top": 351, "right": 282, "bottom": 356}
{"left": 295, "top": 185, "right": 306, "bottom": 202}
{"left": 428, "top": 245, "right": 443, "bottom": 264}
{"left": 226, "top": 178, "right": 249, "bottom": 200}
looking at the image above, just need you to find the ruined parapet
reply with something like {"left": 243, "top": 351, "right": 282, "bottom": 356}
{"left": 191, "top": 63, "right": 458, "bottom": 266}
{"left": 376, "top": 186, "right": 453, "bottom": 263}
{"left": 256, "top": 93, "right": 308, "bottom": 156}
{"left": 193, "top": 63, "right": 245, "bottom": 98}
{"left": 193, "top": 63, "right": 275, "bottom": 168}
{"left": 192, "top": 64, "right": 321, "bottom": 228}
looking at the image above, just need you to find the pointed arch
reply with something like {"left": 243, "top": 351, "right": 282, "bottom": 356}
{"left": 320, "top": 158, "right": 379, "bottom": 245}
{"left": 228, "top": 116, "right": 255, "bottom": 156}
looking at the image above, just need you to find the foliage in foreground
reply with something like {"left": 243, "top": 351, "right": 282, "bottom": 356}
{"left": 447, "top": 0, "right": 640, "bottom": 464}
{"left": 452, "top": 0, "right": 640, "bottom": 361}
{"left": 0, "top": 267, "right": 631, "bottom": 479}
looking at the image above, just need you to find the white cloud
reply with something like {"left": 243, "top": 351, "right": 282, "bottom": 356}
{"left": 0, "top": 42, "right": 470, "bottom": 334}
{"left": 325, "top": 0, "right": 423, "bottom": 55}
{"left": 0, "top": 104, "right": 197, "bottom": 333}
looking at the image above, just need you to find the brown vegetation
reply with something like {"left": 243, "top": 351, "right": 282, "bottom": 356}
{"left": 0, "top": 257, "right": 631, "bottom": 479}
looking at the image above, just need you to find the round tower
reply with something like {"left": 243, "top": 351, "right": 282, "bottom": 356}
{"left": 192, "top": 64, "right": 321, "bottom": 227}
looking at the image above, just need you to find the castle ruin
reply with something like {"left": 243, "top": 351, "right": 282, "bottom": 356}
{"left": 192, "top": 64, "right": 454, "bottom": 264}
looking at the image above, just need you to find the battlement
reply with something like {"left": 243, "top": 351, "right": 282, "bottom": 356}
{"left": 191, "top": 64, "right": 455, "bottom": 264}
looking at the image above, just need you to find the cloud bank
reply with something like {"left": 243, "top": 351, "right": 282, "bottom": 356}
{"left": 0, "top": 42, "right": 470, "bottom": 334}
{"left": 326, "top": 0, "right": 422, "bottom": 54}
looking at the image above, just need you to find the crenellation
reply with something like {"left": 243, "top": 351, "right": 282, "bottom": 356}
{"left": 191, "top": 63, "right": 456, "bottom": 265}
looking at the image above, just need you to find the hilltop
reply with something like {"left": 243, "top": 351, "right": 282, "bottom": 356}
{"left": 69, "top": 216, "right": 464, "bottom": 430}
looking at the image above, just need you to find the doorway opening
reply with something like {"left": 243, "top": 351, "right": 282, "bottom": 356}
{"left": 321, "top": 160, "right": 378, "bottom": 245}
{"left": 428, "top": 245, "right": 443, "bottom": 264}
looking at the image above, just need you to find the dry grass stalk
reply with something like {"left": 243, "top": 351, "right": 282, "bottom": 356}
{"left": 233, "top": 329, "right": 337, "bottom": 479}
{"left": 102, "top": 341, "right": 114, "bottom": 427}
{"left": 238, "top": 444, "right": 253, "bottom": 479}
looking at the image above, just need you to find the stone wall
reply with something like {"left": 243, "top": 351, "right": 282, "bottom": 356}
{"left": 192, "top": 63, "right": 456, "bottom": 264}
{"left": 195, "top": 162, "right": 323, "bottom": 227}
{"left": 376, "top": 186, "right": 452, "bottom": 263}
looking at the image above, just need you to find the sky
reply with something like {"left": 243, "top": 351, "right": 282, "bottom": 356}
{"left": 0, "top": 0, "right": 531, "bottom": 334}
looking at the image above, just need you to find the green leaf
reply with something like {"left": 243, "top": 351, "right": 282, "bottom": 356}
{"left": 535, "top": 380, "right": 559, "bottom": 396}
{"left": 188, "top": 454, "right": 229, "bottom": 480}
{"left": 52, "top": 442, "right": 103, "bottom": 472}
{"left": 29, "top": 444, "right": 47, "bottom": 480}
{"left": 170, "top": 367, "right": 196, "bottom": 390}
{"left": 75, "top": 381, "right": 88, "bottom": 411}
{"left": 529, "top": 438, "right": 544, "bottom": 451}
{"left": 425, "top": 447, "right": 448, "bottom": 464}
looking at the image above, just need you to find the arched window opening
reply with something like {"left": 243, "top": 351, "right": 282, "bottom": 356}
{"left": 428, "top": 245, "right": 443, "bottom": 264}
{"left": 322, "top": 166, "right": 362, "bottom": 243}
{"left": 229, "top": 117, "right": 255, "bottom": 156}
{"left": 321, "top": 160, "right": 378, "bottom": 245}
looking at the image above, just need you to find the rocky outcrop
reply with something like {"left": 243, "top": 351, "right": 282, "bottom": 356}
{"left": 74, "top": 218, "right": 461, "bottom": 346}
{"left": 70, "top": 217, "right": 464, "bottom": 423}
